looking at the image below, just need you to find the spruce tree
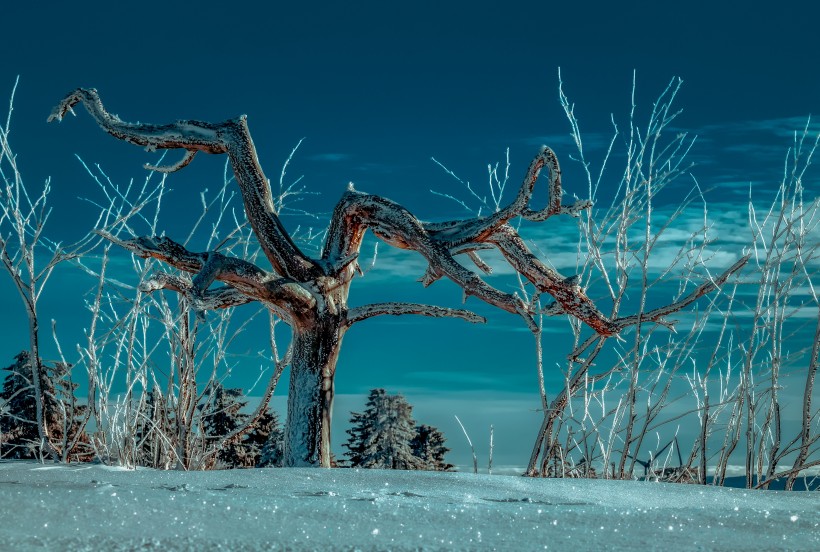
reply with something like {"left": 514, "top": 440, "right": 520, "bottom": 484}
{"left": 0, "top": 352, "right": 34, "bottom": 458}
{"left": 200, "top": 381, "right": 250, "bottom": 468}
{"left": 47, "top": 359, "right": 91, "bottom": 461}
{"left": 346, "top": 389, "right": 423, "bottom": 470}
{"left": 0, "top": 351, "right": 89, "bottom": 460}
{"left": 134, "top": 387, "right": 173, "bottom": 468}
{"left": 255, "top": 408, "right": 285, "bottom": 467}
{"left": 411, "top": 424, "right": 454, "bottom": 471}
{"left": 343, "top": 388, "right": 384, "bottom": 467}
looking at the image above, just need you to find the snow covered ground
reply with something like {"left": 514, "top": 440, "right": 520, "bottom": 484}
{"left": 0, "top": 461, "right": 817, "bottom": 551}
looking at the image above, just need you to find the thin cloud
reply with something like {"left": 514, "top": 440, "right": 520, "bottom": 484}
{"left": 305, "top": 153, "right": 351, "bottom": 162}
{"left": 695, "top": 116, "right": 820, "bottom": 140}
{"left": 353, "top": 161, "right": 397, "bottom": 174}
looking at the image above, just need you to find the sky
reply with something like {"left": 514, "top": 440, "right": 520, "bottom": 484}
{"left": 1, "top": 1, "right": 819, "bottom": 469}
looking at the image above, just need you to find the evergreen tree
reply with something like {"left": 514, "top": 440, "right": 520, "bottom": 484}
{"left": 343, "top": 389, "right": 388, "bottom": 467}
{"left": 344, "top": 389, "right": 453, "bottom": 471}
{"left": 255, "top": 408, "right": 285, "bottom": 467}
{"left": 135, "top": 387, "right": 173, "bottom": 468}
{"left": 200, "top": 381, "right": 250, "bottom": 468}
{"left": 361, "top": 393, "right": 423, "bottom": 470}
{"left": 344, "top": 389, "right": 423, "bottom": 470}
{"left": 0, "top": 351, "right": 89, "bottom": 460}
{"left": 411, "top": 424, "right": 454, "bottom": 471}
{"left": 0, "top": 352, "right": 32, "bottom": 458}
{"left": 199, "top": 383, "right": 284, "bottom": 469}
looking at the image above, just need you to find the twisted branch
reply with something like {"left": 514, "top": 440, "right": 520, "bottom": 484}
{"left": 49, "top": 88, "right": 319, "bottom": 281}
{"left": 99, "top": 231, "right": 315, "bottom": 322}
{"left": 139, "top": 272, "right": 251, "bottom": 311}
{"left": 323, "top": 190, "right": 537, "bottom": 330}
{"left": 346, "top": 302, "right": 486, "bottom": 326}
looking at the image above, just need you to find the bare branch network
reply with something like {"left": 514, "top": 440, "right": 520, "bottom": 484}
{"left": 49, "top": 89, "right": 749, "bottom": 467}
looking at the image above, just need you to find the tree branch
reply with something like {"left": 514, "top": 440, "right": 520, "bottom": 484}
{"left": 566, "top": 253, "right": 753, "bottom": 361}
{"left": 423, "top": 146, "right": 578, "bottom": 246}
{"left": 346, "top": 302, "right": 486, "bottom": 327}
{"left": 323, "top": 190, "right": 536, "bottom": 330}
{"left": 488, "top": 224, "right": 620, "bottom": 336}
{"left": 139, "top": 272, "right": 252, "bottom": 311}
{"left": 98, "top": 231, "right": 315, "bottom": 321}
{"left": 49, "top": 88, "right": 320, "bottom": 281}
{"left": 611, "top": 253, "right": 752, "bottom": 331}
{"left": 48, "top": 88, "right": 227, "bottom": 153}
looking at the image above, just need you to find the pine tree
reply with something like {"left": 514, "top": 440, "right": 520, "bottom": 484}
{"left": 48, "top": 360, "right": 91, "bottom": 461}
{"left": 343, "top": 388, "right": 383, "bottom": 467}
{"left": 362, "top": 393, "right": 423, "bottom": 470}
{"left": 0, "top": 351, "right": 89, "bottom": 460}
{"left": 411, "top": 424, "right": 453, "bottom": 471}
{"left": 200, "top": 381, "right": 250, "bottom": 468}
{"left": 0, "top": 352, "right": 33, "bottom": 458}
{"left": 344, "top": 389, "right": 424, "bottom": 470}
{"left": 255, "top": 408, "right": 285, "bottom": 467}
{"left": 134, "top": 387, "right": 174, "bottom": 468}
{"left": 198, "top": 383, "right": 285, "bottom": 469}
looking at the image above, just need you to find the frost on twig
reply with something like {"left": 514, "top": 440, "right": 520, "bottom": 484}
{"left": 346, "top": 303, "right": 485, "bottom": 327}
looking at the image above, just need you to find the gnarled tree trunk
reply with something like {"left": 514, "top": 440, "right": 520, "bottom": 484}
{"left": 284, "top": 285, "right": 349, "bottom": 466}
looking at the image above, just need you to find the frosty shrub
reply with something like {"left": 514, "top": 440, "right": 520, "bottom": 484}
{"left": 519, "top": 73, "right": 819, "bottom": 489}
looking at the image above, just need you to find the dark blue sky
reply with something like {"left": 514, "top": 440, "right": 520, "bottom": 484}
{"left": 2, "top": 1, "right": 818, "bottom": 468}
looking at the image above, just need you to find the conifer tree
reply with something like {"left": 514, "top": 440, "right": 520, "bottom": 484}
{"left": 200, "top": 381, "right": 250, "bottom": 468}
{"left": 134, "top": 387, "right": 173, "bottom": 468}
{"left": 362, "top": 393, "right": 422, "bottom": 470}
{"left": 411, "top": 424, "right": 454, "bottom": 471}
{"left": 344, "top": 389, "right": 423, "bottom": 470}
{"left": 0, "top": 353, "right": 32, "bottom": 458}
{"left": 0, "top": 351, "right": 89, "bottom": 460}
{"left": 343, "top": 388, "right": 386, "bottom": 467}
{"left": 255, "top": 408, "right": 285, "bottom": 467}
{"left": 344, "top": 389, "right": 453, "bottom": 470}
{"left": 199, "top": 383, "right": 285, "bottom": 469}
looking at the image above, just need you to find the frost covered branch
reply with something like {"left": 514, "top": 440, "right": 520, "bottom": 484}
{"left": 49, "top": 88, "right": 319, "bottom": 281}
{"left": 98, "top": 231, "right": 314, "bottom": 322}
{"left": 346, "top": 303, "right": 485, "bottom": 326}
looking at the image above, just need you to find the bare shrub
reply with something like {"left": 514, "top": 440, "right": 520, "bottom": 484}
{"left": 524, "top": 72, "right": 819, "bottom": 488}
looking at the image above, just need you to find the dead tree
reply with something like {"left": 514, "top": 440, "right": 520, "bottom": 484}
{"left": 49, "top": 89, "right": 748, "bottom": 467}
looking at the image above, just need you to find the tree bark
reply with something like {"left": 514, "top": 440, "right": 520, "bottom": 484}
{"left": 284, "top": 313, "right": 347, "bottom": 467}
{"left": 27, "top": 299, "right": 59, "bottom": 461}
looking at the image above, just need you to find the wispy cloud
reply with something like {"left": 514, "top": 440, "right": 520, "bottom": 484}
{"left": 353, "top": 161, "right": 399, "bottom": 174}
{"left": 694, "top": 116, "right": 820, "bottom": 141}
{"left": 305, "top": 153, "right": 351, "bottom": 162}
{"left": 528, "top": 115, "right": 819, "bottom": 201}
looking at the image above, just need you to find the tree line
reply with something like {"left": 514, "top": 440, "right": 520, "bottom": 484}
{"left": 1, "top": 356, "right": 452, "bottom": 471}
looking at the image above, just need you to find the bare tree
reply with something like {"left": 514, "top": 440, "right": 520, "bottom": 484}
{"left": 48, "top": 88, "right": 748, "bottom": 467}
{"left": 0, "top": 79, "right": 111, "bottom": 461}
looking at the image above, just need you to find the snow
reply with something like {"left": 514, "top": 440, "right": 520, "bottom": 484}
{"left": 1, "top": 461, "right": 817, "bottom": 551}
